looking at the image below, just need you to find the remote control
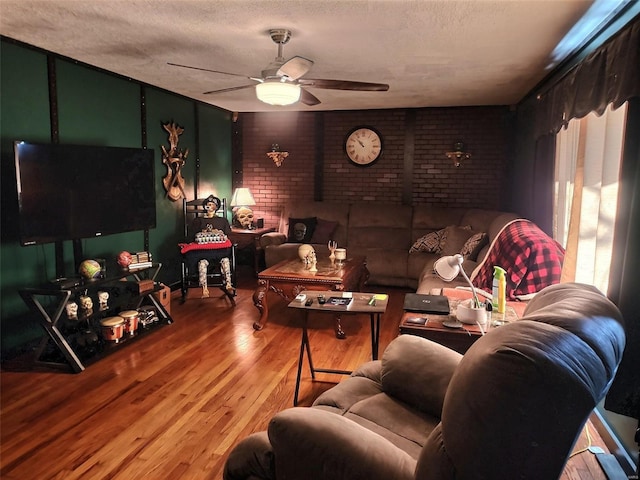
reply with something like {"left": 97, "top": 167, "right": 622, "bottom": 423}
{"left": 305, "top": 298, "right": 313, "bottom": 306}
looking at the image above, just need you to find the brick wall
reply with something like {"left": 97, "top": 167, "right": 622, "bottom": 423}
{"left": 238, "top": 106, "right": 511, "bottom": 229}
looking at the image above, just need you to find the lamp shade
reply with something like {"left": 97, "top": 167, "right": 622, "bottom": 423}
{"left": 434, "top": 253, "right": 482, "bottom": 309}
{"left": 434, "top": 254, "right": 464, "bottom": 281}
{"left": 230, "top": 187, "right": 256, "bottom": 207}
{"left": 255, "top": 81, "right": 301, "bottom": 106}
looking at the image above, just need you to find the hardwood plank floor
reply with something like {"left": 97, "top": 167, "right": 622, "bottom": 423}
{"left": 1, "top": 268, "right": 611, "bottom": 479}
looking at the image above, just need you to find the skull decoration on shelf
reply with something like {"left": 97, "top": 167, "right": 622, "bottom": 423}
{"left": 234, "top": 206, "right": 254, "bottom": 229}
{"left": 65, "top": 301, "right": 78, "bottom": 320}
{"left": 79, "top": 295, "right": 93, "bottom": 318}
{"left": 98, "top": 291, "right": 109, "bottom": 311}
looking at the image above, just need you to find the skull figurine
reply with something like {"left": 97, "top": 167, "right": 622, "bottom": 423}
{"left": 80, "top": 295, "right": 93, "bottom": 311}
{"left": 65, "top": 301, "right": 78, "bottom": 320}
{"left": 98, "top": 291, "right": 109, "bottom": 310}
{"left": 79, "top": 295, "right": 93, "bottom": 318}
{"left": 234, "top": 206, "right": 254, "bottom": 229}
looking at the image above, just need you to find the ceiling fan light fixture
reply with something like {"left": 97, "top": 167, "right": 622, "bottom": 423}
{"left": 255, "top": 82, "right": 301, "bottom": 106}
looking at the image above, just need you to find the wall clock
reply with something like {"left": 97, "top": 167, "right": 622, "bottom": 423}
{"left": 344, "top": 126, "right": 383, "bottom": 166}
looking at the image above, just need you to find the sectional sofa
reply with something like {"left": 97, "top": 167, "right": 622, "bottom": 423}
{"left": 259, "top": 201, "right": 520, "bottom": 293}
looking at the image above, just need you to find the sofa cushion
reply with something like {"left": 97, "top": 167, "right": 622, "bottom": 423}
{"left": 412, "top": 206, "right": 467, "bottom": 232}
{"left": 439, "top": 225, "right": 474, "bottom": 256}
{"left": 279, "top": 202, "right": 349, "bottom": 247}
{"left": 460, "top": 209, "right": 512, "bottom": 232}
{"left": 409, "top": 229, "right": 445, "bottom": 254}
{"left": 459, "top": 232, "right": 488, "bottom": 260}
{"left": 287, "top": 217, "right": 317, "bottom": 243}
{"left": 310, "top": 218, "right": 339, "bottom": 244}
{"left": 345, "top": 395, "right": 439, "bottom": 458}
{"left": 381, "top": 335, "right": 462, "bottom": 418}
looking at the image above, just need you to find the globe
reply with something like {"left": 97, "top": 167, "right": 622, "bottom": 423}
{"left": 78, "top": 259, "right": 102, "bottom": 280}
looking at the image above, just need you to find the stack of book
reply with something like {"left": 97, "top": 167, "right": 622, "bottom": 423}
{"left": 129, "top": 251, "right": 153, "bottom": 270}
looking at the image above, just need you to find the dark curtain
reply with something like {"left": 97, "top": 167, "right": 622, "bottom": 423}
{"left": 606, "top": 98, "right": 640, "bottom": 422}
{"left": 534, "top": 18, "right": 640, "bottom": 138}
{"left": 525, "top": 17, "right": 640, "bottom": 422}
{"left": 531, "top": 134, "right": 556, "bottom": 235}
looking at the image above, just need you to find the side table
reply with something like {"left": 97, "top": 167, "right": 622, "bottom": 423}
{"left": 288, "top": 292, "right": 388, "bottom": 406}
{"left": 399, "top": 295, "right": 521, "bottom": 354}
{"left": 228, "top": 226, "right": 275, "bottom": 274}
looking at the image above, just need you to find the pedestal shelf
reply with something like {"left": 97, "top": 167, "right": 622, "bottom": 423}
{"left": 19, "top": 263, "right": 172, "bottom": 373}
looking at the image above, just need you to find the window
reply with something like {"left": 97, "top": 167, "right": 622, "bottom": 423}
{"left": 554, "top": 102, "right": 627, "bottom": 294}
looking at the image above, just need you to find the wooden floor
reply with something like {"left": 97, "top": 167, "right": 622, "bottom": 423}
{"left": 1, "top": 268, "right": 611, "bottom": 479}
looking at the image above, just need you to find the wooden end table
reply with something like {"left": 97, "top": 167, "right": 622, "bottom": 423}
{"left": 228, "top": 226, "right": 276, "bottom": 274}
{"left": 399, "top": 296, "right": 520, "bottom": 354}
{"left": 288, "top": 292, "right": 388, "bottom": 406}
{"left": 253, "top": 255, "right": 369, "bottom": 337}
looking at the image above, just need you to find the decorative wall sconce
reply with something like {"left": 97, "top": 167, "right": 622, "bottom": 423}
{"left": 266, "top": 144, "right": 289, "bottom": 167}
{"left": 445, "top": 141, "right": 471, "bottom": 167}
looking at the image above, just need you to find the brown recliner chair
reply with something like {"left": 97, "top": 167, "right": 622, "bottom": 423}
{"left": 223, "top": 283, "right": 626, "bottom": 480}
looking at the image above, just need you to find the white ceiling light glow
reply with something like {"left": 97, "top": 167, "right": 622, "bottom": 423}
{"left": 255, "top": 82, "right": 301, "bottom": 106}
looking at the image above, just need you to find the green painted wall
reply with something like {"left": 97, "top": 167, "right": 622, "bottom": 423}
{"left": 0, "top": 42, "right": 53, "bottom": 348}
{"left": 197, "top": 105, "right": 234, "bottom": 212}
{"left": 0, "top": 39, "right": 232, "bottom": 355}
{"left": 145, "top": 87, "right": 198, "bottom": 284}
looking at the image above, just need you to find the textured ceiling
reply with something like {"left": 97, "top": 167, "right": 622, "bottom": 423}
{"left": 0, "top": 0, "right": 618, "bottom": 112}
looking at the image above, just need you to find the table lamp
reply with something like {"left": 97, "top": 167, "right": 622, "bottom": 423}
{"left": 434, "top": 253, "right": 486, "bottom": 329}
{"left": 230, "top": 187, "right": 256, "bottom": 229}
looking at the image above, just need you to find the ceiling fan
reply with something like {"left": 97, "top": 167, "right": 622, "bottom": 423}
{"left": 168, "top": 28, "right": 389, "bottom": 106}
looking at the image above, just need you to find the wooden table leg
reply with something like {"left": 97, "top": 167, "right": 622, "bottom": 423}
{"left": 370, "top": 313, "right": 380, "bottom": 360}
{"left": 334, "top": 314, "right": 346, "bottom": 339}
{"left": 253, "top": 279, "right": 269, "bottom": 330}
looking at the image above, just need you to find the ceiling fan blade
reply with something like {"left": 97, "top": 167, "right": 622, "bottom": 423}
{"left": 277, "top": 56, "right": 314, "bottom": 80}
{"left": 203, "top": 84, "right": 255, "bottom": 95}
{"left": 168, "top": 62, "right": 259, "bottom": 81}
{"left": 300, "top": 88, "right": 321, "bottom": 106}
{"left": 299, "top": 78, "right": 389, "bottom": 91}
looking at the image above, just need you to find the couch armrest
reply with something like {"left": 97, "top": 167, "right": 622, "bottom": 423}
{"left": 381, "top": 335, "right": 462, "bottom": 418}
{"left": 269, "top": 408, "right": 416, "bottom": 480}
{"left": 259, "top": 232, "right": 287, "bottom": 248}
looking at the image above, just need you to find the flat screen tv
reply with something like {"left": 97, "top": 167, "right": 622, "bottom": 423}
{"left": 14, "top": 141, "right": 156, "bottom": 246}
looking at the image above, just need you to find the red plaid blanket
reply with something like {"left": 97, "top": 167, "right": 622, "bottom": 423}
{"left": 470, "top": 219, "right": 564, "bottom": 300}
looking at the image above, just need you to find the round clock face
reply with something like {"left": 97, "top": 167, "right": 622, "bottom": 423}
{"left": 345, "top": 126, "right": 383, "bottom": 166}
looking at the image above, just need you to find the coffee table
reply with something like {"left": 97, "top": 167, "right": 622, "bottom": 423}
{"left": 288, "top": 291, "right": 388, "bottom": 406}
{"left": 253, "top": 255, "right": 369, "bottom": 335}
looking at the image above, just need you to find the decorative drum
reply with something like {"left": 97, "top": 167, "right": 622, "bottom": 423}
{"left": 100, "top": 316, "right": 125, "bottom": 343}
{"left": 119, "top": 310, "right": 139, "bottom": 335}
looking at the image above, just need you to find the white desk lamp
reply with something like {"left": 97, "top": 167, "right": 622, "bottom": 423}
{"left": 434, "top": 253, "right": 486, "bottom": 330}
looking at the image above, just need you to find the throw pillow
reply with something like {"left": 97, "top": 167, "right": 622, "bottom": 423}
{"left": 459, "top": 232, "right": 488, "bottom": 261}
{"left": 440, "top": 225, "right": 474, "bottom": 257}
{"left": 287, "top": 217, "right": 317, "bottom": 243}
{"left": 310, "top": 218, "right": 339, "bottom": 244}
{"left": 409, "top": 228, "right": 446, "bottom": 254}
